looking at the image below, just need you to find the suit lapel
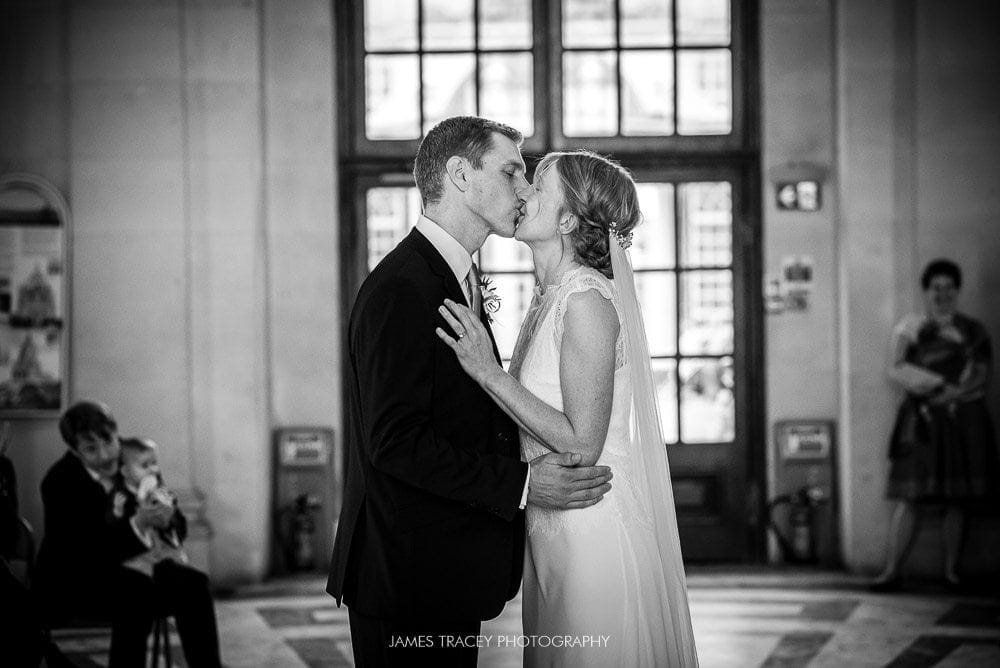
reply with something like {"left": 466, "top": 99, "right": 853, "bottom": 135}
{"left": 480, "top": 307, "right": 502, "bottom": 365}
{"left": 407, "top": 228, "right": 503, "bottom": 365}
{"left": 405, "top": 228, "right": 467, "bottom": 307}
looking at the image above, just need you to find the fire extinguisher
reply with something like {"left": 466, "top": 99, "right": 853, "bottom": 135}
{"left": 767, "top": 485, "right": 826, "bottom": 564}
{"left": 285, "top": 494, "right": 321, "bottom": 571}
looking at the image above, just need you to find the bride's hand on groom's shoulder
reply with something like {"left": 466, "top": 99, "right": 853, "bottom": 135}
{"left": 436, "top": 299, "right": 498, "bottom": 384}
{"left": 527, "top": 452, "right": 613, "bottom": 510}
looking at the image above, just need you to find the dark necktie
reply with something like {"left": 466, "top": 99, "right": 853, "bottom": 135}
{"left": 467, "top": 263, "right": 482, "bottom": 314}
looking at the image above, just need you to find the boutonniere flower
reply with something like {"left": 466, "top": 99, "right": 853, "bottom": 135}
{"left": 480, "top": 275, "right": 501, "bottom": 323}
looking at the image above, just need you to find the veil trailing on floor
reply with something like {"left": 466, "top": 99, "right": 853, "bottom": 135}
{"left": 610, "top": 231, "right": 700, "bottom": 666}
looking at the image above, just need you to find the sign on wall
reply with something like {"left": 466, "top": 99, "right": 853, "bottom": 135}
{"left": 764, "top": 256, "right": 815, "bottom": 315}
{"left": 776, "top": 180, "right": 821, "bottom": 211}
{"left": 776, "top": 421, "right": 833, "bottom": 461}
{"left": 0, "top": 175, "right": 70, "bottom": 417}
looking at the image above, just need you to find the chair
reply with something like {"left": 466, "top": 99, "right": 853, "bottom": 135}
{"left": 149, "top": 613, "right": 173, "bottom": 667}
{"left": 48, "top": 613, "right": 174, "bottom": 667}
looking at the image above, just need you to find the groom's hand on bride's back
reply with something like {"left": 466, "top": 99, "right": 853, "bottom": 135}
{"left": 527, "top": 452, "right": 613, "bottom": 510}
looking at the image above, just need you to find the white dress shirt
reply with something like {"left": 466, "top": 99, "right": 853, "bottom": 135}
{"left": 414, "top": 215, "right": 530, "bottom": 509}
{"left": 415, "top": 215, "right": 475, "bottom": 306}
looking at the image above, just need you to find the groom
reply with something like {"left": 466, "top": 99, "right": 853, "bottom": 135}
{"left": 328, "top": 116, "right": 613, "bottom": 666}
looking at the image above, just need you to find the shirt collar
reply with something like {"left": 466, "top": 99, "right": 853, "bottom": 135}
{"left": 81, "top": 460, "right": 114, "bottom": 493}
{"left": 83, "top": 464, "right": 101, "bottom": 482}
{"left": 415, "top": 214, "right": 473, "bottom": 287}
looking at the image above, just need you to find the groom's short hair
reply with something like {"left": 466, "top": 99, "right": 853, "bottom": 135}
{"left": 414, "top": 116, "right": 522, "bottom": 206}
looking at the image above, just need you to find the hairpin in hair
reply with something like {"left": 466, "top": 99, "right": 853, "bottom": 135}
{"left": 609, "top": 221, "right": 633, "bottom": 250}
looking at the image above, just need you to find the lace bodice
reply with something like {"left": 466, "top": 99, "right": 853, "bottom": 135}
{"left": 511, "top": 266, "right": 652, "bottom": 536}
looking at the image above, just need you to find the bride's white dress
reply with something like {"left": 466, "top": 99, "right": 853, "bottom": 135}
{"left": 509, "top": 266, "right": 696, "bottom": 667}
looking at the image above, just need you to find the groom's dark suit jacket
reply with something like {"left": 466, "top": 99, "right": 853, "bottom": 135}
{"left": 327, "top": 228, "right": 527, "bottom": 622}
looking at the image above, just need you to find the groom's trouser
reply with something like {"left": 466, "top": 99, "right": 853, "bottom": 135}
{"left": 348, "top": 606, "right": 480, "bottom": 668}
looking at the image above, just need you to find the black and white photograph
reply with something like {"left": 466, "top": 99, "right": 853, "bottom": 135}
{"left": 1, "top": 1, "right": 998, "bottom": 666}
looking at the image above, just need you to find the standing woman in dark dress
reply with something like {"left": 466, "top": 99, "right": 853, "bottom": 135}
{"left": 871, "top": 259, "right": 999, "bottom": 591}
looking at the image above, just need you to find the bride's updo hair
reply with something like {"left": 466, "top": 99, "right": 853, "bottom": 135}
{"left": 538, "top": 150, "right": 641, "bottom": 279}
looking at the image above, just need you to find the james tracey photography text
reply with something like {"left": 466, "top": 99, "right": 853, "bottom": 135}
{"left": 388, "top": 634, "right": 613, "bottom": 649}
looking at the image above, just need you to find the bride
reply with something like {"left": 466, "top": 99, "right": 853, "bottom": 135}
{"left": 437, "top": 150, "right": 698, "bottom": 667}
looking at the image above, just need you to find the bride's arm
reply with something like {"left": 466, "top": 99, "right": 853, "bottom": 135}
{"left": 438, "top": 290, "right": 618, "bottom": 467}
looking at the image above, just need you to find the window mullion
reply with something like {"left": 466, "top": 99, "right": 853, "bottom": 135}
{"left": 614, "top": 0, "right": 622, "bottom": 137}
{"left": 546, "top": 0, "right": 562, "bottom": 150}
{"left": 674, "top": 181, "right": 683, "bottom": 445}
{"left": 417, "top": 0, "right": 425, "bottom": 134}
{"left": 473, "top": 0, "right": 481, "bottom": 116}
{"left": 671, "top": 0, "right": 679, "bottom": 136}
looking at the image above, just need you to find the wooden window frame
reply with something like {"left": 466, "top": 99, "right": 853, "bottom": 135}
{"left": 336, "top": 0, "right": 766, "bottom": 561}
{"left": 339, "top": 1, "right": 757, "bottom": 162}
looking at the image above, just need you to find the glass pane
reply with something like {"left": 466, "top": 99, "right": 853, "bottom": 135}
{"left": 366, "top": 55, "right": 420, "bottom": 139}
{"left": 677, "top": 0, "right": 730, "bottom": 45}
{"left": 621, "top": 0, "right": 672, "bottom": 47}
{"left": 680, "top": 270, "right": 732, "bottom": 355}
{"left": 563, "top": 51, "right": 617, "bottom": 136}
{"left": 480, "top": 0, "right": 532, "bottom": 49}
{"left": 651, "top": 358, "right": 679, "bottom": 444}
{"left": 485, "top": 273, "right": 535, "bottom": 361}
{"left": 366, "top": 187, "right": 421, "bottom": 270}
{"left": 479, "top": 235, "right": 534, "bottom": 272}
{"left": 635, "top": 271, "right": 676, "bottom": 356}
{"left": 563, "top": 0, "right": 616, "bottom": 47}
{"left": 423, "top": 54, "right": 476, "bottom": 135}
{"left": 365, "top": 0, "right": 417, "bottom": 51}
{"left": 480, "top": 53, "right": 534, "bottom": 136}
{"left": 423, "top": 0, "right": 474, "bottom": 50}
{"left": 633, "top": 183, "right": 675, "bottom": 270}
{"left": 677, "top": 49, "right": 732, "bottom": 135}
{"left": 679, "top": 182, "right": 731, "bottom": 266}
{"left": 621, "top": 50, "right": 674, "bottom": 136}
{"left": 679, "top": 357, "right": 734, "bottom": 443}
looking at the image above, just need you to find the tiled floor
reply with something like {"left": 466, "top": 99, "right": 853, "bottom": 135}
{"left": 53, "top": 569, "right": 1000, "bottom": 667}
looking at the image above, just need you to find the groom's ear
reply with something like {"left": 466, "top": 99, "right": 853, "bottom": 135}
{"left": 445, "top": 156, "right": 471, "bottom": 194}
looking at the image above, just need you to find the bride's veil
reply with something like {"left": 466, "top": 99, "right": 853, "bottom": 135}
{"left": 610, "top": 232, "right": 700, "bottom": 665}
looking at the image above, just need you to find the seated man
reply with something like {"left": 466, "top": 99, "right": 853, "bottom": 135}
{"left": 33, "top": 401, "right": 222, "bottom": 667}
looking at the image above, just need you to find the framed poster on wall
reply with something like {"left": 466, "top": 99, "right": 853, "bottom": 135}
{"left": 0, "top": 174, "right": 70, "bottom": 417}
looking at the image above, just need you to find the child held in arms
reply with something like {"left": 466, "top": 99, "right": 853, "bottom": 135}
{"left": 111, "top": 437, "right": 189, "bottom": 576}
